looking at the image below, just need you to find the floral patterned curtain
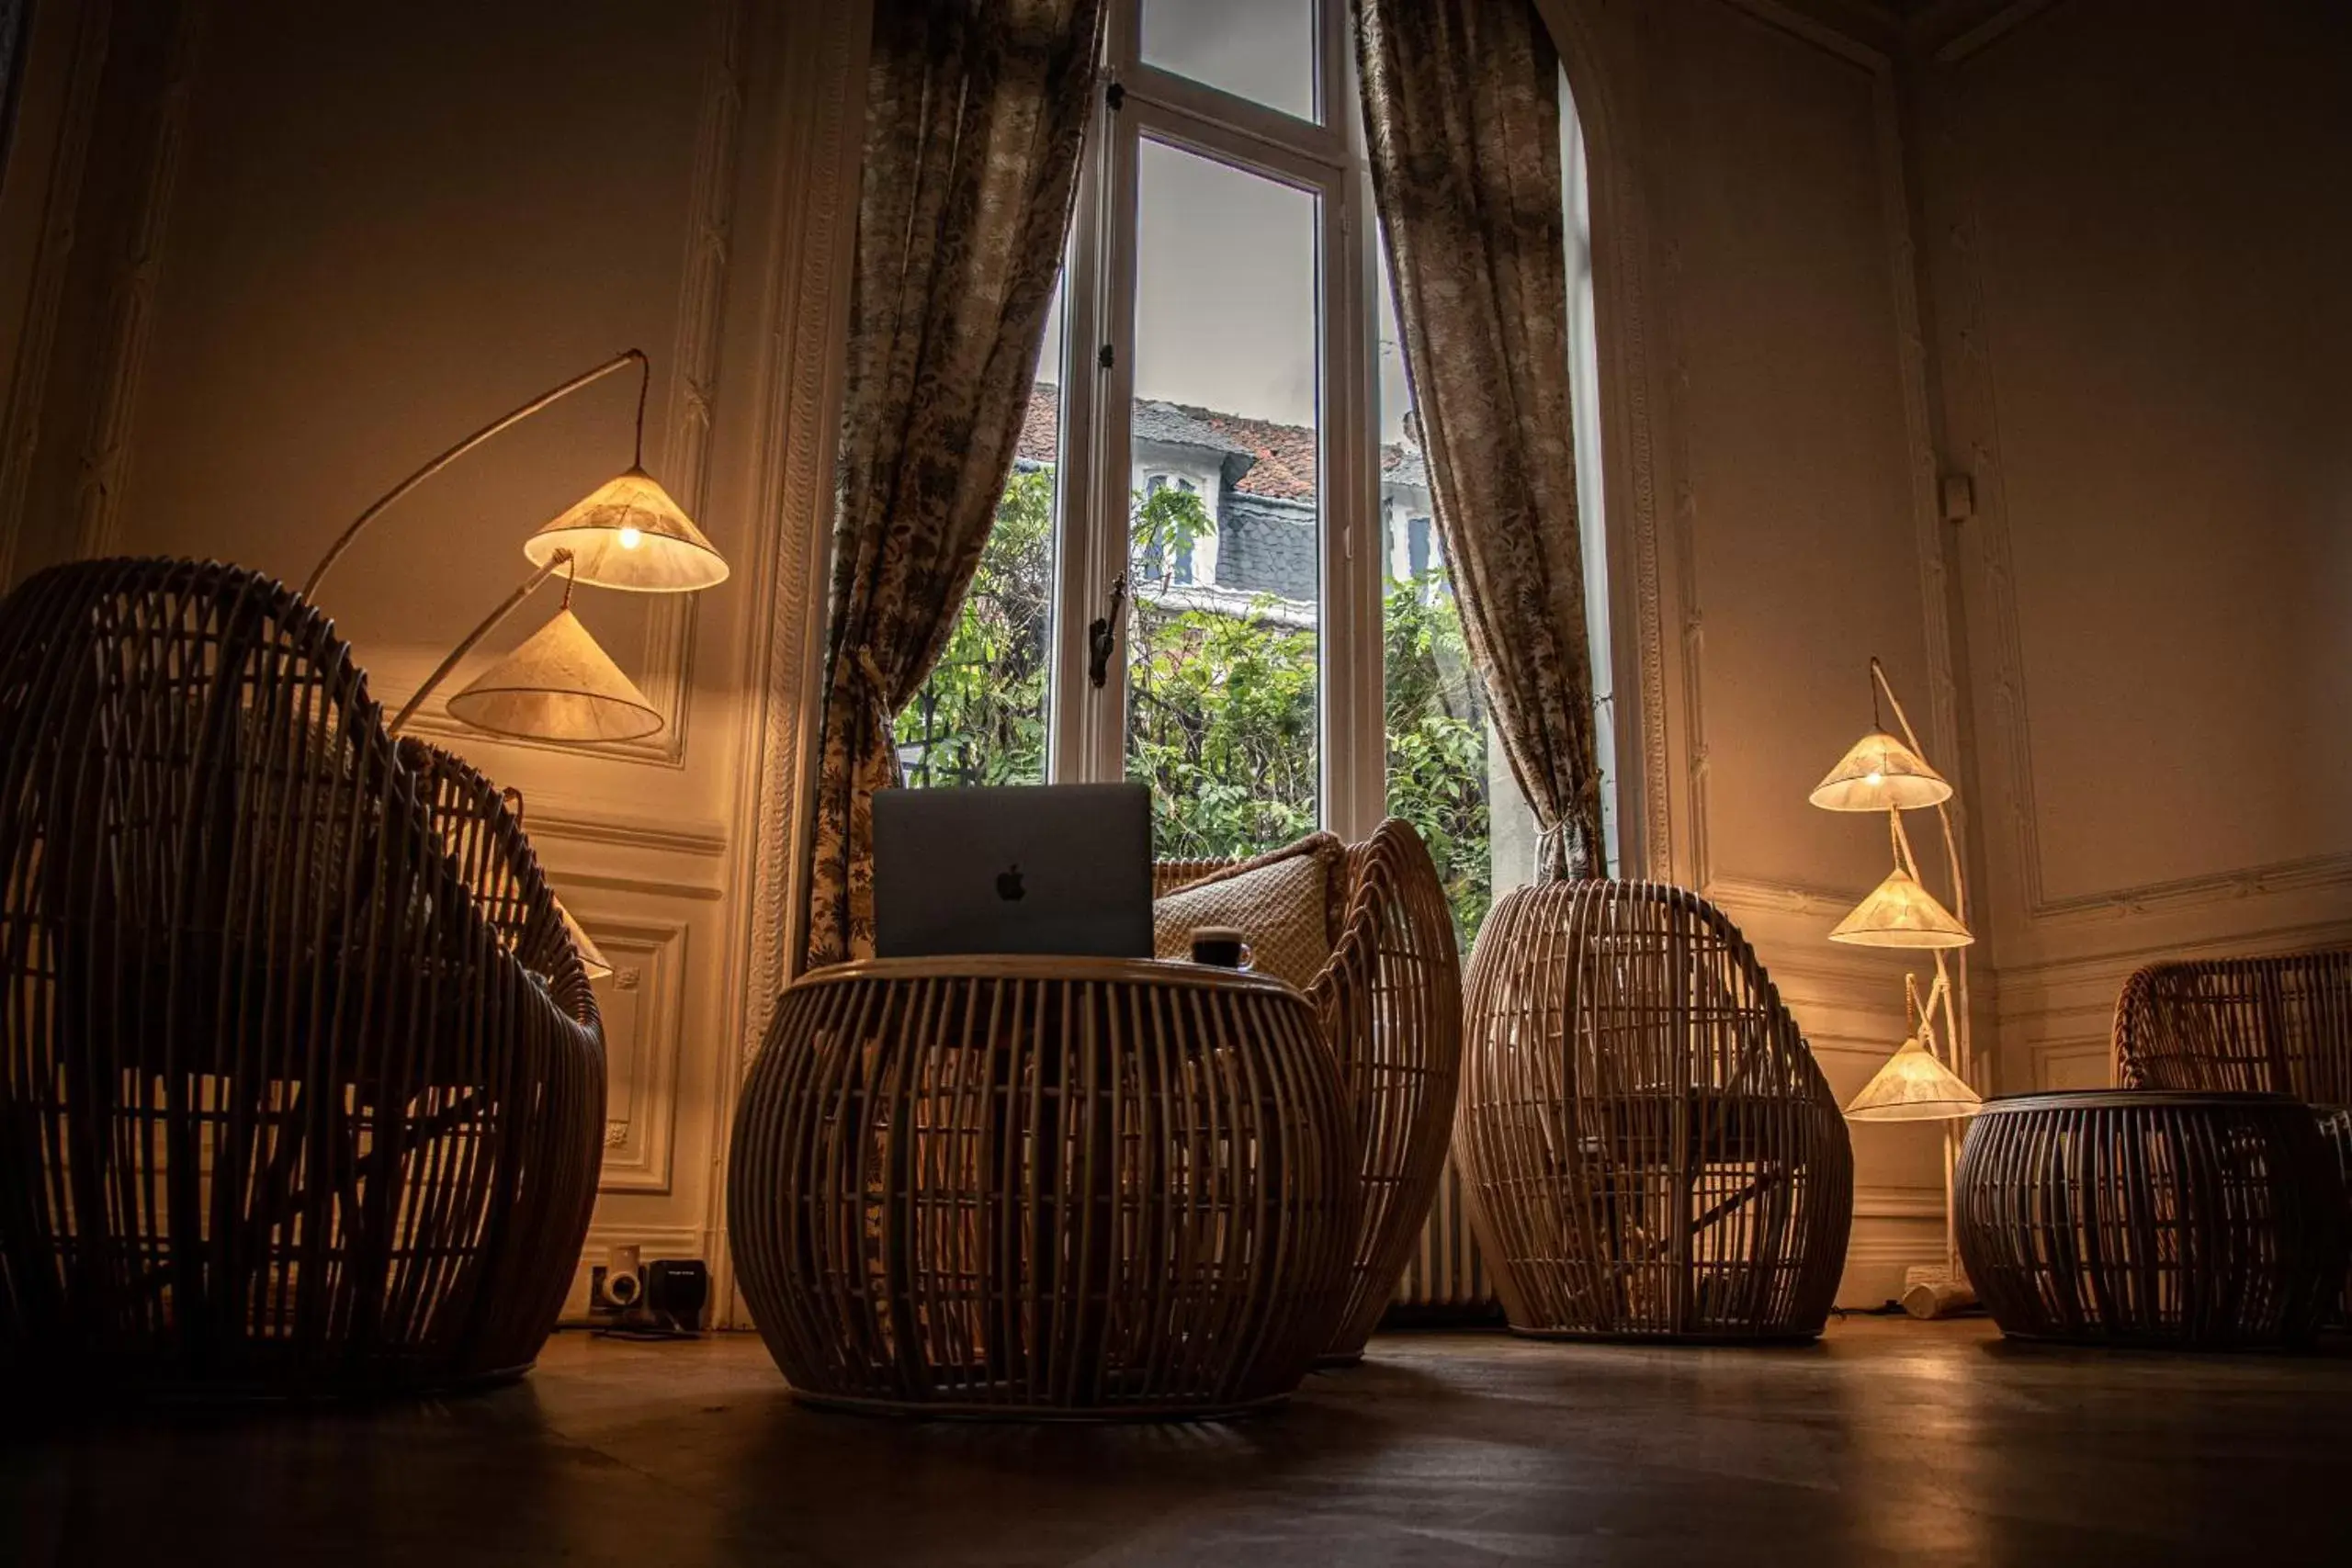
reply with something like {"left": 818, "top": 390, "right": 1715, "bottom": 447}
{"left": 1352, "top": 0, "right": 1608, "bottom": 880}
{"left": 805, "top": 0, "right": 1109, "bottom": 968}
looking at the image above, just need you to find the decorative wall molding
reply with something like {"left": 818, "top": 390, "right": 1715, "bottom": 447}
{"left": 1854, "top": 1186, "right": 1945, "bottom": 1221}
{"left": 72, "top": 0, "right": 203, "bottom": 559}
{"left": 2027, "top": 852, "right": 2352, "bottom": 927}
{"left": 1840, "top": 1218, "right": 1949, "bottom": 1308}
{"left": 0, "top": 0, "right": 112, "bottom": 590}
{"left": 709, "top": 0, "right": 869, "bottom": 1330}
{"left": 582, "top": 916, "right": 691, "bottom": 1194}
{"left": 1996, "top": 915, "right": 2352, "bottom": 988}
{"left": 549, "top": 866, "right": 725, "bottom": 904}
{"left": 1705, "top": 873, "right": 1876, "bottom": 922}
{"left": 522, "top": 803, "right": 730, "bottom": 860}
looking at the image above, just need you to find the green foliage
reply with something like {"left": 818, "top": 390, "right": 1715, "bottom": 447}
{"left": 895, "top": 466, "right": 1497, "bottom": 943}
{"left": 1381, "top": 576, "right": 1494, "bottom": 939}
{"left": 893, "top": 467, "right": 1054, "bottom": 787}
{"left": 1126, "top": 595, "right": 1321, "bottom": 861}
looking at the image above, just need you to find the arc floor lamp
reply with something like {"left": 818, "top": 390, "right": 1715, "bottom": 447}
{"left": 1811, "top": 657, "right": 1983, "bottom": 1318}
{"left": 304, "top": 347, "right": 731, "bottom": 975}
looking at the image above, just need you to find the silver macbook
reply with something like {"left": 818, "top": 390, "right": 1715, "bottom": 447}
{"left": 871, "top": 783, "right": 1153, "bottom": 958}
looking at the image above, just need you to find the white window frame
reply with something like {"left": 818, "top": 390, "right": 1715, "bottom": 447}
{"left": 1043, "top": 0, "right": 1388, "bottom": 840}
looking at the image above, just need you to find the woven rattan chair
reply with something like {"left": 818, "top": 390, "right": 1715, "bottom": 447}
{"left": 2113, "top": 946, "right": 2352, "bottom": 1102}
{"left": 1155, "top": 818, "right": 1463, "bottom": 1363}
{"left": 1454, "top": 881, "right": 1851, "bottom": 1342}
{"left": 0, "top": 558, "right": 605, "bottom": 1398}
{"left": 2112, "top": 945, "right": 2352, "bottom": 1318}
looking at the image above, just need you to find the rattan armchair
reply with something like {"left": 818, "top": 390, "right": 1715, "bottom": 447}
{"left": 2113, "top": 946, "right": 2352, "bottom": 1102}
{"left": 0, "top": 558, "right": 605, "bottom": 1398}
{"left": 1156, "top": 818, "right": 1463, "bottom": 1363}
{"left": 2112, "top": 945, "right": 2352, "bottom": 1320}
{"left": 1454, "top": 880, "right": 1852, "bottom": 1341}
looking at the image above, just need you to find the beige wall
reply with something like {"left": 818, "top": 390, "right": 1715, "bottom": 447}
{"left": 1914, "top": 0, "right": 2352, "bottom": 1094}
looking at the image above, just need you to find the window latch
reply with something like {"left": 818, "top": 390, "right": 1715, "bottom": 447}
{"left": 1087, "top": 576, "right": 1127, "bottom": 689}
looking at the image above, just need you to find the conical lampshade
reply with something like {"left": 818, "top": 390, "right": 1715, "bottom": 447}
{"left": 1845, "top": 1035, "right": 1983, "bottom": 1122}
{"left": 1828, "top": 863, "right": 1973, "bottom": 949}
{"left": 1809, "top": 729, "right": 1952, "bottom": 812}
{"left": 554, "top": 896, "right": 615, "bottom": 982}
{"left": 523, "top": 468, "right": 728, "bottom": 592}
{"left": 445, "top": 606, "right": 663, "bottom": 742}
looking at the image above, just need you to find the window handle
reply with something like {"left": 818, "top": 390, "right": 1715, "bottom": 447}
{"left": 1087, "top": 576, "right": 1127, "bottom": 689}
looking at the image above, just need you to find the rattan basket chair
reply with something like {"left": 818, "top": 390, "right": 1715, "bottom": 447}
{"left": 0, "top": 558, "right": 605, "bottom": 1399}
{"left": 2113, "top": 945, "right": 2352, "bottom": 1317}
{"left": 2113, "top": 947, "right": 2352, "bottom": 1101}
{"left": 1155, "top": 818, "right": 1463, "bottom": 1363}
{"left": 1454, "top": 880, "right": 1851, "bottom": 1342}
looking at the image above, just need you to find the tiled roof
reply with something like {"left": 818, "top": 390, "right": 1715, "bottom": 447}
{"left": 1015, "top": 384, "right": 1422, "bottom": 501}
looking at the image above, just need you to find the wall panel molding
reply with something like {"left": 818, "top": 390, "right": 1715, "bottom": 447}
{"left": 582, "top": 917, "right": 692, "bottom": 1194}
{"left": 524, "top": 803, "right": 729, "bottom": 860}
{"left": 712, "top": 0, "right": 869, "bottom": 1328}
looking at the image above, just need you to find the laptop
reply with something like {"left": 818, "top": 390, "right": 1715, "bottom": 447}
{"left": 871, "top": 783, "right": 1154, "bottom": 959}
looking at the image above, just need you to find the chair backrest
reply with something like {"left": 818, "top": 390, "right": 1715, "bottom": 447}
{"left": 1476, "top": 878, "right": 1830, "bottom": 1101}
{"left": 2113, "top": 948, "right": 2352, "bottom": 1104}
{"left": 0, "top": 558, "right": 594, "bottom": 1043}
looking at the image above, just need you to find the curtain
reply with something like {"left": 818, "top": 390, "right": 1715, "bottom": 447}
{"left": 1353, "top": 0, "right": 1608, "bottom": 880}
{"left": 805, "top": 0, "right": 1109, "bottom": 968}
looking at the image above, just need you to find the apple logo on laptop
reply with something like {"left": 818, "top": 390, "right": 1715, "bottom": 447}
{"left": 995, "top": 864, "right": 1026, "bottom": 902}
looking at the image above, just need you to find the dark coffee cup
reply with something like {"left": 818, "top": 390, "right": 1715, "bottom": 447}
{"left": 1189, "top": 925, "right": 1252, "bottom": 969}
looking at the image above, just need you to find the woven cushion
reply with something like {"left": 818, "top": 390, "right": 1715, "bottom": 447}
{"left": 1154, "top": 832, "right": 1344, "bottom": 991}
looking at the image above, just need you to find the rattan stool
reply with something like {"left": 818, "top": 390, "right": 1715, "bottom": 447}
{"left": 728, "top": 957, "right": 1358, "bottom": 1419}
{"left": 1955, "top": 1090, "right": 2349, "bottom": 1348}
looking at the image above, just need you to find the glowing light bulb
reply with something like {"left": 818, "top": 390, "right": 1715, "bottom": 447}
{"left": 617, "top": 525, "right": 642, "bottom": 550}
{"left": 1866, "top": 771, "right": 1884, "bottom": 786}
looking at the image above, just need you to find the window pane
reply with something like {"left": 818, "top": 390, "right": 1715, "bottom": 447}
{"left": 1126, "top": 140, "right": 1321, "bottom": 858}
{"left": 895, "top": 274, "right": 1063, "bottom": 788}
{"left": 1140, "top": 0, "right": 1317, "bottom": 123}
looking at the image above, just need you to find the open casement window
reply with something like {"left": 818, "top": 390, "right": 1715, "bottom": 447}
{"left": 894, "top": 0, "right": 1616, "bottom": 946}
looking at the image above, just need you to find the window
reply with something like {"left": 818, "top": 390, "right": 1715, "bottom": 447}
{"left": 902, "top": 5, "right": 1613, "bottom": 944}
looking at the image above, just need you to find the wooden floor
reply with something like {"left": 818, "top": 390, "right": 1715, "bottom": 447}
{"left": 9, "top": 1317, "right": 2352, "bottom": 1566}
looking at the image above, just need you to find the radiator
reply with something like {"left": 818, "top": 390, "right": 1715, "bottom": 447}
{"left": 1386, "top": 1156, "right": 1501, "bottom": 1322}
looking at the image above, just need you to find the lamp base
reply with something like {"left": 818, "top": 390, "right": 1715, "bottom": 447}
{"left": 1898, "top": 1264, "right": 1977, "bottom": 1320}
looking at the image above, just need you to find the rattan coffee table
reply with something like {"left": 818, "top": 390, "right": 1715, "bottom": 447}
{"left": 728, "top": 956, "right": 1359, "bottom": 1419}
{"left": 1955, "top": 1090, "right": 2350, "bottom": 1348}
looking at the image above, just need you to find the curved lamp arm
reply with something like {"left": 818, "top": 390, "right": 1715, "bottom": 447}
{"left": 305, "top": 348, "right": 650, "bottom": 598}
{"left": 387, "top": 550, "right": 574, "bottom": 736}
{"left": 1871, "top": 655, "right": 1973, "bottom": 1087}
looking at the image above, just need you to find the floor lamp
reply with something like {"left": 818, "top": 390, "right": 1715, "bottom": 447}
{"left": 1811, "top": 658, "right": 1983, "bottom": 1319}
{"left": 303, "top": 347, "right": 730, "bottom": 977}
{"left": 305, "top": 346, "right": 728, "bottom": 745}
